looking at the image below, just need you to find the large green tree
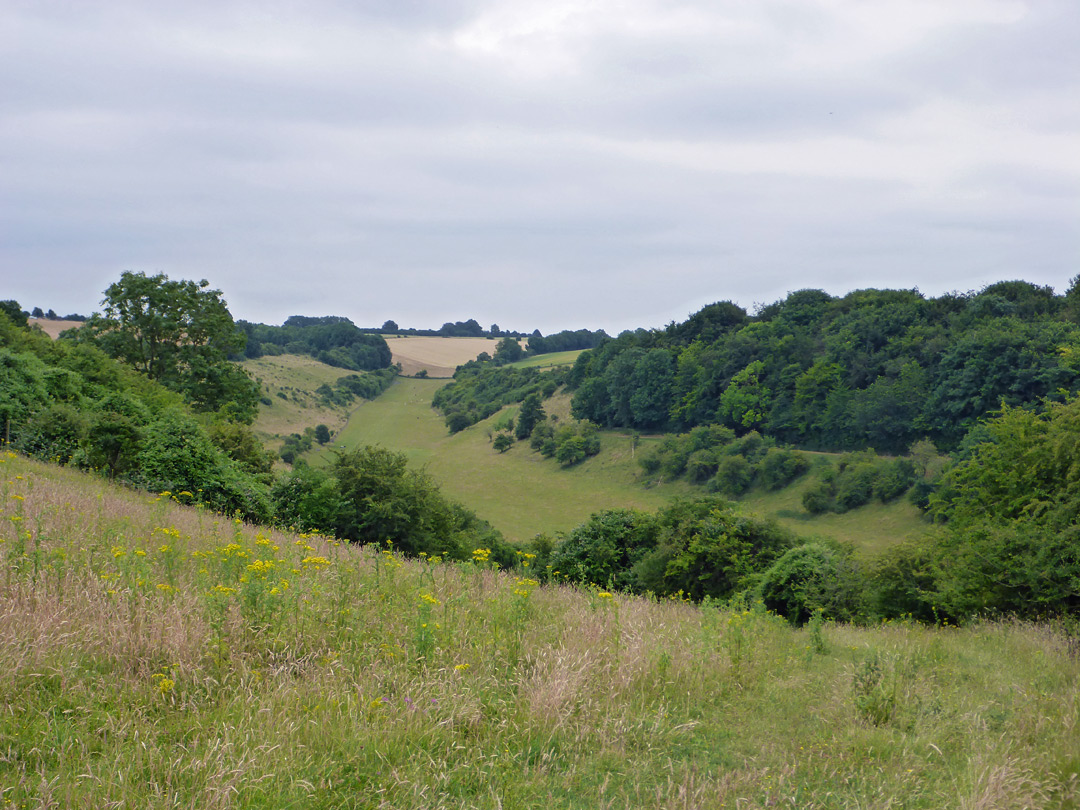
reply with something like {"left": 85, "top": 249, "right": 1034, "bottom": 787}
{"left": 75, "top": 272, "right": 259, "bottom": 420}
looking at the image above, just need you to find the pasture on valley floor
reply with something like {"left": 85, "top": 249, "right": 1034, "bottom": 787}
{"left": 1, "top": 451, "right": 1078, "bottom": 808}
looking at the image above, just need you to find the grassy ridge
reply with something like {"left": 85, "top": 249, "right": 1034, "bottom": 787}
{"left": 1, "top": 451, "right": 1078, "bottom": 808}
{"left": 509, "top": 349, "right": 584, "bottom": 369}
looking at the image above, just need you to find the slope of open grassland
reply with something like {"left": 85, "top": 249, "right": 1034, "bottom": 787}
{"left": 241, "top": 354, "right": 355, "bottom": 449}
{"left": 313, "top": 378, "right": 930, "bottom": 553}
{"left": 1, "top": 451, "right": 1077, "bottom": 808}
{"left": 386, "top": 336, "right": 506, "bottom": 378}
{"left": 738, "top": 468, "right": 930, "bottom": 558}
{"left": 509, "top": 349, "right": 583, "bottom": 369}
{"left": 312, "top": 380, "right": 695, "bottom": 543}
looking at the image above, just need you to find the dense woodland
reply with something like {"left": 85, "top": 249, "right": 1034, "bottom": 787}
{"left": 568, "top": 282, "right": 1080, "bottom": 452}
{"left": 4, "top": 274, "right": 1080, "bottom": 624}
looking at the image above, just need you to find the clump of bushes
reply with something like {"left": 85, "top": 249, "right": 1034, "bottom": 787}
{"left": 639, "top": 427, "right": 811, "bottom": 497}
{"left": 801, "top": 452, "right": 917, "bottom": 514}
{"left": 530, "top": 419, "right": 601, "bottom": 466}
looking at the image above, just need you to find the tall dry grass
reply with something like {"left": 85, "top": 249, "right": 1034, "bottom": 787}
{"left": 0, "top": 451, "right": 1078, "bottom": 808}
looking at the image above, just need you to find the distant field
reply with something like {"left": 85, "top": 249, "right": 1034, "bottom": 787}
{"left": 311, "top": 379, "right": 694, "bottom": 542}
{"left": 242, "top": 354, "right": 355, "bottom": 447}
{"left": 386, "top": 336, "right": 509, "bottom": 377}
{"left": 28, "top": 318, "right": 83, "bottom": 338}
{"left": 509, "top": 349, "right": 584, "bottom": 369}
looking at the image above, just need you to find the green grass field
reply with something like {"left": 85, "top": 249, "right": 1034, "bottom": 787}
{"left": 509, "top": 349, "right": 584, "bottom": 369}
{"left": 311, "top": 378, "right": 931, "bottom": 554}
{"left": 2, "top": 451, "right": 1077, "bottom": 808}
{"left": 241, "top": 354, "right": 354, "bottom": 448}
{"left": 311, "top": 379, "right": 695, "bottom": 543}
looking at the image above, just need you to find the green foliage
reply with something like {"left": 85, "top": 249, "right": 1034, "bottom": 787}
{"left": 0, "top": 300, "right": 28, "bottom": 327}
{"left": 133, "top": 409, "right": 271, "bottom": 522}
{"left": 493, "top": 337, "right": 524, "bottom": 364}
{"left": 316, "top": 367, "right": 397, "bottom": 407}
{"left": 566, "top": 283, "right": 1080, "bottom": 452}
{"left": 238, "top": 315, "right": 393, "bottom": 370}
{"left": 314, "top": 424, "right": 331, "bottom": 444}
{"left": 492, "top": 432, "right": 513, "bottom": 453}
{"left": 759, "top": 447, "right": 810, "bottom": 490}
{"left": 70, "top": 272, "right": 260, "bottom": 420}
{"left": 514, "top": 393, "right": 545, "bottom": 439}
{"left": 758, "top": 542, "right": 864, "bottom": 623}
{"left": 710, "top": 455, "right": 754, "bottom": 497}
{"left": 330, "top": 446, "right": 513, "bottom": 564}
{"left": 548, "top": 509, "right": 656, "bottom": 592}
{"left": 433, "top": 363, "right": 563, "bottom": 433}
{"left": 552, "top": 497, "right": 795, "bottom": 603}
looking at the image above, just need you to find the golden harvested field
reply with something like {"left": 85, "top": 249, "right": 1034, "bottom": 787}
{"left": 387, "top": 335, "right": 514, "bottom": 377}
{"left": 28, "top": 318, "right": 83, "bottom": 338}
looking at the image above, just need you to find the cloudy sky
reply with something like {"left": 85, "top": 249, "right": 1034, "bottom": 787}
{"left": 3, "top": 0, "right": 1078, "bottom": 334}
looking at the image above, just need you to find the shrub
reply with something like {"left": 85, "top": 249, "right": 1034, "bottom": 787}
{"left": 834, "top": 462, "right": 878, "bottom": 511}
{"left": 710, "top": 455, "right": 754, "bottom": 497}
{"left": 759, "top": 447, "right": 810, "bottom": 490}
{"left": 758, "top": 542, "right": 865, "bottom": 623}
{"left": 873, "top": 458, "right": 916, "bottom": 502}
{"left": 685, "top": 449, "right": 719, "bottom": 484}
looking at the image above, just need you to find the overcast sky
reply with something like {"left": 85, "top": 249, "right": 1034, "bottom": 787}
{"left": 3, "top": 0, "right": 1078, "bottom": 334}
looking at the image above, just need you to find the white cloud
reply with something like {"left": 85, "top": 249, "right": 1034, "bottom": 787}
{"left": 1, "top": 0, "right": 1077, "bottom": 333}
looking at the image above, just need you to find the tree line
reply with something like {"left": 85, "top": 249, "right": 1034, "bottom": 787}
{"left": 237, "top": 315, "right": 393, "bottom": 372}
{"left": 569, "top": 282, "right": 1080, "bottom": 452}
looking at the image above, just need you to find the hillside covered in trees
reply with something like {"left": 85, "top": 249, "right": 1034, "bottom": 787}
{"left": 564, "top": 281, "right": 1080, "bottom": 452}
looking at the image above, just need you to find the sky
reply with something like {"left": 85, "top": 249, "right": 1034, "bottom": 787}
{"left": 2, "top": 0, "right": 1079, "bottom": 335}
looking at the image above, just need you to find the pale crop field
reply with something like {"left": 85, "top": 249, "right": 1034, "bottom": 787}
{"left": 1, "top": 451, "right": 1078, "bottom": 808}
{"left": 26, "top": 318, "right": 83, "bottom": 338}
{"left": 387, "top": 336, "right": 510, "bottom": 377}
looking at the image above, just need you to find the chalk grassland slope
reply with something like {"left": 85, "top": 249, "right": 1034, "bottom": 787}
{"left": 316, "top": 378, "right": 929, "bottom": 554}
{"left": 313, "top": 379, "right": 694, "bottom": 543}
{"left": 2, "top": 452, "right": 1078, "bottom": 808}
{"left": 242, "top": 354, "right": 355, "bottom": 448}
{"left": 27, "top": 318, "right": 82, "bottom": 338}
{"left": 386, "top": 335, "right": 502, "bottom": 377}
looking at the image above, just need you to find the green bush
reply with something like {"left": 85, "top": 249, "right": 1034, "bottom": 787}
{"left": 759, "top": 447, "right": 810, "bottom": 490}
{"left": 758, "top": 542, "right": 864, "bottom": 623}
{"left": 710, "top": 455, "right": 754, "bottom": 497}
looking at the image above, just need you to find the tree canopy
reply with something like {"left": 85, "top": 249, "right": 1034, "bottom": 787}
{"left": 72, "top": 272, "right": 260, "bottom": 420}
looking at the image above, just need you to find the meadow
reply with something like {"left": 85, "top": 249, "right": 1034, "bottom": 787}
{"left": 242, "top": 354, "right": 356, "bottom": 448}
{"left": 1, "top": 450, "right": 1077, "bottom": 808}
{"left": 312, "top": 377, "right": 928, "bottom": 554}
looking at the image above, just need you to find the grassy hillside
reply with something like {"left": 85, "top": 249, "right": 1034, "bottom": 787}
{"left": 312, "top": 380, "right": 694, "bottom": 543}
{"left": 386, "top": 336, "right": 500, "bottom": 378}
{"left": 2, "top": 451, "right": 1078, "bottom": 808}
{"left": 510, "top": 349, "right": 584, "bottom": 369}
{"left": 739, "top": 467, "right": 930, "bottom": 558}
{"left": 312, "top": 378, "right": 930, "bottom": 553}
